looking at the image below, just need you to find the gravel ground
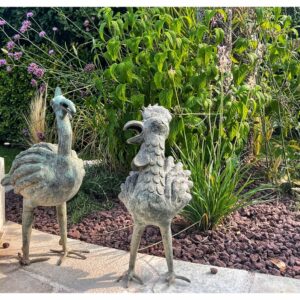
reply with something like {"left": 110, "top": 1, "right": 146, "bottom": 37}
{"left": 5, "top": 190, "right": 300, "bottom": 279}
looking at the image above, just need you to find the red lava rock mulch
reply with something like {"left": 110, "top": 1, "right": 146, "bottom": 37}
{"left": 5, "top": 190, "right": 300, "bottom": 279}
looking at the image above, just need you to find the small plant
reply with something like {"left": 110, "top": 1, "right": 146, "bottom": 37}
{"left": 23, "top": 88, "right": 48, "bottom": 145}
{"left": 177, "top": 141, "right": 272, "bottom": 231}
{"left": 67, "top": 191, "right": 103, "bottom": 224}
{"left": 67, "top": 164, "right": 125, "bottom": 224}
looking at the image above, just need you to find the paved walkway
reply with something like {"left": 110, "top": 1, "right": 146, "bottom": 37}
{"left": 1, "top": 221, "right": 300, "bottom": 293}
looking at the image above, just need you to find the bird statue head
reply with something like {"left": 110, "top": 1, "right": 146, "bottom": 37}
{"left": 124, "top": 104, "right": 172, "bottom": 145}
{"left": 51, "top": 87, "right": 76, "bottom": 119}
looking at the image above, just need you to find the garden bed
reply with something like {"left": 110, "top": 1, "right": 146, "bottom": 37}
{"left": 5, "top": 190, "right": 300, "bottom": 279}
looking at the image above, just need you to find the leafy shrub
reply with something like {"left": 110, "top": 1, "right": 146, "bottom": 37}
{"left": 0, "top": 9, "right": 101, "bottom": 145}
{"left": 0, "top": 7, "right": 99, "bottom": 46}
{"left": 0, "top": 67, "right": 35, "bottom": 143}
{"left": 86, "top": 7, "right": 300, "bottom": 172}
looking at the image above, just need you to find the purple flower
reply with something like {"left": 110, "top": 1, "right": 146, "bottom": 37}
{"left": 28, "top": 62, "right": 45, "bottom": 78}
{"left": 6, "top": 66, "right": 12, "bottom": 72}
{"left": 36, "top": 131, "right": 45, "bottom": 141}
{"left": 26, "top": 12, "right": 34, "bottom": 18}
{"left": 34, "top": 68, "right": 45, "bottom": 78}
{"left": 20, "top": 20, "right": 31, "bottom": 33}
{"left": 83, "top": 20, "right": 89, "bottom": 27}
{"left": 6, "top": 41, "right": 15, "bottom": 51}
{"left": 0, "top": 59, "right": 7, "bottom": 66}
{"left": 84, "top": 63, "right": 95, "bottom": 73}
{"left": 39, "top": 31, "right": 46, "bottom": 38}
{"left": 0, "top": 19, "right": 6, "bottom": 26}
{"left": 48, "top": 49, "right": 55, "bottom": 55}
{"left": 13, "top": 34, "right": 21, "bottom": 41}
{"left": 39, "top": 83, "right": 46, "bottom": 93}
{"left": 27, "top": 62, "right": 38, "bottom": 73}
{"left": 31, "top": 79, "right": 37, "bottom": 87}
{"left": 13, "top": 51, "right": 23, "bottom": 60}
{"left": 52, "top": 27, "right": 58, "bottom": 32}
{"left": 7, "top": 52, "right": 14, "bottom": 58}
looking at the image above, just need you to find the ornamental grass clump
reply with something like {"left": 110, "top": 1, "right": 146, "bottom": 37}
{"left": 178, "top": 141, "right": 272, "bottom": 231}
{"left": 23, "top": 88, "right": 48, "bottom": 145}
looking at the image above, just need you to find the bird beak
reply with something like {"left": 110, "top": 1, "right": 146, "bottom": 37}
{"left": 123, "top": 120, "right": 144, "bottom": 144}
{"left": 60, "top": 100, "right": 76, "bottom": 119}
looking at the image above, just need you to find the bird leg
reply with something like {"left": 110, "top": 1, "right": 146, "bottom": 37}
{"left": 18, "top": 204, "right": 50, "bottom": 266}
{"left": 117, "top": 223, "right": 145, "bottom": 288}
{"left": 160, "top": 224, "right": 191, "bottom": 286}
{"left": 50, "top": 202, "right": 89, "bottom": 266}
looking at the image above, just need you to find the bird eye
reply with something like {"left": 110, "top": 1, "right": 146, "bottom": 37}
{"left": 61, "top": 102, "right": 68, "bottom": 109}
{"left": 151, "top": 120, "right": 165, "bottom": 133}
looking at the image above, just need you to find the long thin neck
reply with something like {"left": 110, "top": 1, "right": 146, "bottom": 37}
{"left": 56, "top": 114, "right": 72, "bottom": 156}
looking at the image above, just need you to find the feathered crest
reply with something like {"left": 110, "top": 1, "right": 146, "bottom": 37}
{"left": 54, "top": 87, "right": 62, "bottom": 97}
{"left": 141, "top": 104, "right": 172, "bottom": 123}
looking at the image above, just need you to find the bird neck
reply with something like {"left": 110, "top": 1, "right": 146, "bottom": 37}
{"left": 56, "top": 115, "right": 72, "bottom": 156}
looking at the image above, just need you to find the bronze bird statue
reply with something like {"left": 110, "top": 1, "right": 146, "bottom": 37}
{"left": 118, "top": 104, "right": 193, "bottom": 287}
{"left": 1, "top": 87, "right": 87, "bottom": 266}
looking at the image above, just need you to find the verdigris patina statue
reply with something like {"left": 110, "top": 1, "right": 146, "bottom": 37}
{"left": 118, "top": 104, "right": 193, "bottom": 287}
{"left": 1, "top": 87, "right": 87, "bottom": 266}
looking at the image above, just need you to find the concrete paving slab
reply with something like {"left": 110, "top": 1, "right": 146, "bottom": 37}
{"left": 250, "top": 272, "right": 300, "bottom": 293}
{"left": 1, "top": 221, "right": 300, "bottom": 293}
{"left": 143, "top": 255, "right": 255, "bottom": 293}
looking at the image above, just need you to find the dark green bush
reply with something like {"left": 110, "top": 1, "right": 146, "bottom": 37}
{"left": 0, "top": 67, "right": 35, "bottom": 144}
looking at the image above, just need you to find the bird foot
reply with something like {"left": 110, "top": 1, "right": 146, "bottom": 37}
{"left": 165, "top": 272, "right": 191, "bottom": 286}
{"left": 117, "top": 270, "right": 144, "bottom": 288}
{"left": 17, "top": 252, "right": 50, "bottom": 266}
{"left": 50, "top": 249, "right": 90, "bottom": 266}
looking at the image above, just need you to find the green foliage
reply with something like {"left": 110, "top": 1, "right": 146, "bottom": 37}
{"left": 0, "top": 145, "right": 22, "bottom": 173}
{"left": 0, "top": 7, "right": 99, "bottom": 47}
{"left": 67, "top": 164, "right": 125, "bottom": 224}
{"left": 67, "top": 191, "right": 103, "bottom": 224}
{"left": 177, "top": 138, "right": 272, "bottom": 230}
{"left": 77, "top": 164, "right": 125, "bottom": 201}
{"left": 0, "top": 67, "right": 35, "bottom": 143}
{"left": 89, "top": 7, "right": 258, "bottom": 169}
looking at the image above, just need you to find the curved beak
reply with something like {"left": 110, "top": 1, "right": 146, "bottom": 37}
{"left": 123, "top": 120, "right": 144, "bottom": 144}
{"left": 60, "top": 99, "right": 76, "bottom": 118}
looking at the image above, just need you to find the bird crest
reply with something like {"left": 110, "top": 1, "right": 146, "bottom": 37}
{"left": 141, "top": 104, "right": 172, "bottom": 124}
{"left": 55, "top": 87, "right": 62, "bottom": 97}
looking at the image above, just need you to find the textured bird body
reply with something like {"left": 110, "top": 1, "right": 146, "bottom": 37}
{"left": 0, "top": 87, "right": 88, "bottom": 266}
{"left": 3, "top": 142, "right": 85, "bottom": 208}
{"left": 118, "top": 104, "right": 193, "bottom": 286}
{"left": 119, "top": 106, "right": 193, "bottom": 226}
{"left": 120, "top": 155, "right": 192, "bottom": 226}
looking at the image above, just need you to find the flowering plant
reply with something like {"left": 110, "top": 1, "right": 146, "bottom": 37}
{"left": 0, "top": 8, "right": 99, "bottom": 97}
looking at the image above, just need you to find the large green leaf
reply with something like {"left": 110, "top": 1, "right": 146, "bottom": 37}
{"left": 116, "top": 83, "right": 127, "bottom": 102}
{"left": 154, "top": 52, "right": 168, "bottom": 72}
{"left": 159, "top": 89, "right": 173, "bottom": 108}
{"left": 106, "top": 38, "right": 121, "bottom": 61}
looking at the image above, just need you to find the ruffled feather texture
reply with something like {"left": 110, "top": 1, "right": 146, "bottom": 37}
{"left": 2, "top": 142, "right": 85, "bottom": 207}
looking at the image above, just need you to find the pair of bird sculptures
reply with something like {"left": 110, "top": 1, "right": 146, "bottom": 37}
{"left": 1, "top": 87, "right": 194, "bottom": 287}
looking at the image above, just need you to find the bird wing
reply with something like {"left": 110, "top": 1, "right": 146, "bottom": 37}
{"left": 5, "top": 143, "right": 57, "bottom": 196}
{"left": 165, "top": 156, "right": 193, "bottom": 213}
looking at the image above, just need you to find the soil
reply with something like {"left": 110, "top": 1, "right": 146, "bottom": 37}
{"left": 5, "top": 190, "right": 300, "bottom": 279}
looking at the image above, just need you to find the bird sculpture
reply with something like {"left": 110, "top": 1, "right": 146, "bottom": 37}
{"left": 118, "top": 104, "right": 193, "bottom": 287}
{"left": 1, "top": 87, "right": 87, "bottom": 266}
